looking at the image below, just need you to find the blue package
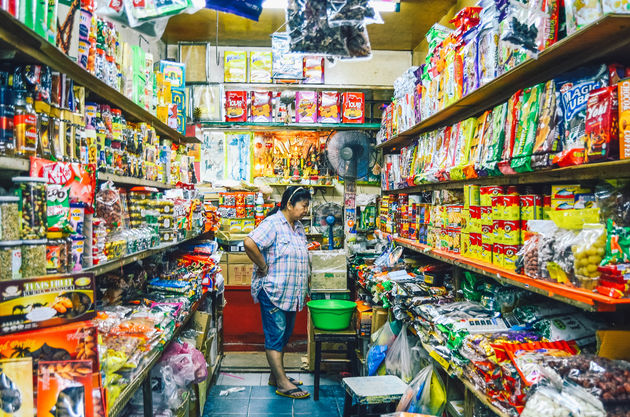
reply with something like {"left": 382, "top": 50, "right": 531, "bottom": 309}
{"left": 366, "top": 344, "right": 388, "bottom": 376}
{"left": 205, "top": 0, "right": 263, "bottom": 21}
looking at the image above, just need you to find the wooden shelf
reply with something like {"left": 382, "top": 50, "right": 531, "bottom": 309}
{"left": 108, "top": 294, "right": 206, "bottom": 417}
{"left": 376, "top": 14, "right": 630, "bottom": 152}
{"left": 381, "top": 232, "right": 630, "bottom": 312}
{"left": 382, "top": 159, "right": 630, "bottom": 193}
{"left": 219, "top": 82, "right": 393, "bottom": 92}
{"left": 0, "top": 156, "right": 29, "bottom": 171}
{"left": 0, "top": 11, "right": 197, "bottom": 144}
{"left": 197, "top": 121, "right": 381, "bottom": 131}
{"left": 86, "top": 233, "right": 201, "bottom": 276}
{"left": 99, "top": 172, "right": 176, "bottom": 189}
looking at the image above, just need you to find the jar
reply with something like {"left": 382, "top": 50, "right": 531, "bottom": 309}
{"left": 0, "top": 241, "right": 21, "bottom": 280}
{"left": 46, "top": 232, "right": 67, "bottom": 274}
{"left": 69, "top": 235, "right": 85, "bottom": 272}
{"left": 0, "top": 88, "right": 14, "bottom": 155}
{"left": 13, "top": 176, "right": 47, "bottom": 240}
{"left": 21, "top": 239, "right": 46, "bottom": 278}
{"left": 0, "top": 196, "right": 19, "bottom": 241}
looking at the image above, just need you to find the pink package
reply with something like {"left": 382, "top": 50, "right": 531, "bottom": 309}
{"left": 295, "top": 91, "right": 318, "bottom": 123}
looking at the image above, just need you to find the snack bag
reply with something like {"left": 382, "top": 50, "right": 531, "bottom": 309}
{"left": 271, "top": 32, "right": 303, "bottom": 81}
{"left": 512, "top": 83, "right": 544, "bottom": 173}
{"left": 318, "top": 91, "right": 340, "bottom": 123}
{"left": 461, "top": 27, "right": 479, "bottom": 97}
{"left": 585, "top": 86, "right": 619, "bottom": 162}
{"left": 224, "top": 91, "right": 247, "bottom": 122}
{"left": 47, "top": 183, "right": 71, "bottom": 232}
{"left": 476, "top": 108, "right": 495, "bottom": 177}
{"left": 295, "top": 91, "right": 317, "bottom": 123}
{"left": 37, "top": 360, "right": 94, "bottom": 417}
{"left": 617, "top": 78, "right": 630, "bottom": 159}
{"left": 303, "top": 56, "right": 324, "bottom": 84}
{"left": 482, "top": 102, "right": 508, "bottom": 176}
{"left": 342, "top": 92, "right": 365, "bottom": 123}
{"left": 250, "top": 91, "right": 272, "bottom": 122}
{"left": 453, "top": 117, "right": 477, "bottom": 180}
{"left": 573, "top": 224, "right": 606, "bottom": 287}
{"left": 602, "top": 218, "right": 630, "bottom": 265}
{"left": 553, "top": 64, "right": 608, "bottom": 167}
{"left": 602, "top": 0, "right": 630, "bottom": 12}
{"left": 224, "top": 51, "right": 247, "bottom": 82}
{"left": 565, "top": 0, "right": 603, "bottom": 35}
{"left": 249, "top": 51, "right": 272, "bottom": 83}
{"left": 477, "top": 20, "right": 499, "bottom": 87}
{"left": 531, "top": 80, "right": 559, "bottom": 169}
{"left": 498, "top": 90, "right": 523, "bottom": 175}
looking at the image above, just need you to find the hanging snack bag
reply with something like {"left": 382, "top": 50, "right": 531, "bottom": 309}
{"left": 319, "top": 91, "right": 340, "bottom": 123}
{"left": 463, "top": 114, "right": 485, "bottom": 179}
{"left": 553, "top": 64, "right": 608, "bottom": 167}
{"left": 224, "top": 51, "right": 248, "bottom": 83}
{"left": 585, "top": 86, "right": 618, "bottom": 162}
{"left": 482, "top": 102, "right": 508, "bottom": 176}
{"left": 303, "top": 56, "right": 325, "bottom": 84}
{"left": 453, "top": 117, "right": 476, "bottom": 180}
{"left": 512, "top": 83, "right": 544, "bottom": 173}
{"left": 249, "top": 51, "right": 273, "bottom": 83}
{"left": 531, "top": 80, "right": 559, "bottom": 169}
{"left": 342, "top": 92, "right": 365, "bottom": 123}
{"left": 224, "top": 91, "right": 247, "bottom": 122}
{"left": 295, "top": 91, "right": 318, "bottom": 123}
{"left": 250, "top": 91, "right": 273, "bottom": 122}
{"left": 499, "top": 90, "right": 523, "bottom": 175}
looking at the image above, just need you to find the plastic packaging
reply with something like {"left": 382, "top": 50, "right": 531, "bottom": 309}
{"left": 384, "top": 324, "right": 415, "bottom": 383}
{"left": 96, "top": 181, "right": 123, "bottom": 232}
{"left": 21, "top": 239, "right": 46, "bottom": 278}
{"left": 531, "top": 80, "right": 559, "bottom": 169}
{"left": 0, "top": 241, "right": 21, "bottom": 280}
{"left": 13, "top": 176, "right": 47, "bottom": 240}
{"left": 395, "top": 365, "right": 446, "bottom": 415}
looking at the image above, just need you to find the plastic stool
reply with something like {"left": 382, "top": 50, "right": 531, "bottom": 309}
{"left": 313, "top": 324, "right": 357, "bottom": 401}
{"left": 341, "top": 375, "right": 407, "bottom": 417}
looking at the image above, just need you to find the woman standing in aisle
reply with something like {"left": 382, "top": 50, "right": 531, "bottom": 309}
{"left": 244, "top": 186, "right": 312, "bottom": 399}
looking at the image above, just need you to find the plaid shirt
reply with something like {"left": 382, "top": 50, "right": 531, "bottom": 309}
{"left": 248, "top": 212, "right": 309, "bottom": 311}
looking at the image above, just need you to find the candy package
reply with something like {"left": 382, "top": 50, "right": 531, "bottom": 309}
{"left": 553, "top": 64, "right": 608, "bottom": 167}
{"left": 295, "top": 91, "right": 318, "bottom": 123}
{"left": 602, "top": 0, "right": 630, "bottom": 12}
{"left": 250, "top": 91, "right": 272, "bottom": 122}
{"left": 602, "top": 219, "right": 630, "bottom": 265}
{"left": 498, "top": 90, "right": 522, "bottom": 175}
{"left": 224, "top": 91, "right": 247, "bottom": 122}
{"left": 521, "top": 384, "right": 605, "bottom": 417}
{"left": 249, "top": 51, "right": 272, "bottom": 83}
{"left": 318, "top": 91, "right": 340, "bottom": 123}
{"left": 303, "top": 56, "right": 324, "bottom": 84}
{"left": 585, "top": 86, "right": 619, "bottom": 162}
{"left": 47, "top": 183, "right": 71, "bottom": 233}
{"left": 511, "top": 83, "right": 544, "bottom": 172}
{"left": 95, "top": 181, "right": 122, "bottom": 232}
{"left": 31, "top": 159, "right": 96, "bottom": 210}
{"left": 482, "top": 102, "right": 508, "bottom": 176}
{"left": 224, "top": 51, "right": 247, "bottom": 83}
{"left": 37, "top": 360, "right": 95, "bottom": 417}
{"left": 477, "top": 21, "right": 499, "bottom": 86}
{"left": 531, "top": 80, "right": 559, "bottom": 169}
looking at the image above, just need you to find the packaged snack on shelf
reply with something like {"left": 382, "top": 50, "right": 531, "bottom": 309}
{"left": 303, "top": 56, "right": 324, "bottom": 83}
{"left": 342, "top": 92, "right": 365, "bottom": 123}
{"left": 224, "top": 91, "right": 247, "bottom": 122}
{"left": 271, "top": 32, "right": 303, "bottom": 81}
{"left": 531, "top": 80, "right": 559, "bottom": 169}
{"left": 318, "top": 91, "right": 341, "bottom": 123}
{"left": 250, "top": 91, "right": 273, "bottom": 122}
{"left": 498, "top": 90, "right": 522, "bottom": 175}
{"left": 565, "top": 0, "right": 603, "bottom": 35}
{"left": 617, "top": 77, "right": 630, "bottom": 159}
{"left": 521, "top": 384, "right": 605, "bottom": 417}
{"left": 249, "top": 51, "right": 272, "bottom": 83}
{"left": 477, "top": 20, "right": 499, "bottom": 87}
{"left": 572, "top": 224, "right": 606, "bottom": 288}
{"left": 511, "top": 83, "right": 544, "bottom": 172}
{"left": 95, "top": 181, "right": 122, "bottom": 232}
{"left": 602, "top": 219, "right": 630, "bottom": 265}
{"left": 295, "top": 91, "right": 317, "bottom": 123}
{"left": 46, "top": 183, "right": 71, "bottom": 233}
{"left": 481, "top": 102, "right": 507, "bottom": 176}
{"left": 37, "top": 360, "right": 95, "bottom": 417}
{"left": 224, "top": 51, "right": 247, "bottom": 83}
{"left": 0, "top": 358, "right": 34, "bottom": 417}
{"left": 553, "top": 64, "right": 608, "bottom": 167}
{"left": 585, "top": 86, "right": 619, "bottom": 162}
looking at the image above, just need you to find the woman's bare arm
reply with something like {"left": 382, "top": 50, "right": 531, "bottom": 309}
{"left": 244, "top": 237, "right": 268, "bottom": 275}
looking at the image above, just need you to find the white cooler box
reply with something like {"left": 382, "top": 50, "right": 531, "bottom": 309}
{"left": 310, "top": 250, "right": 347, "bottom": 290}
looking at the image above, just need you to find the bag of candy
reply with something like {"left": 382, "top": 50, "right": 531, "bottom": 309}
{"left": 498, "top": 90, "right": 523, "bottom": 175}
{"left": 96, "top": 181, "right": 123, "bottom": 232}
{"left": 531, "top": 80, "right": 559, "bottom": 169}
{"left": 511, "top": 83, "right": 545, "bottom": 172}
{"left": 481, "top": 102, "right": 508, "bottom": 176}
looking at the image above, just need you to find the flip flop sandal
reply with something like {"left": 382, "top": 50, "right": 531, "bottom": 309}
{"left": 275, "top": 387, "right": 310, "bottom": 399}
{"left": 268, "top": 377, "right": 303, "bottom": 386}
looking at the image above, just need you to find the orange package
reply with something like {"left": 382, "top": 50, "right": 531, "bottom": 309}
{"left": 617, "top": 78, "right": 630, "bottom": 159}
{"left": 37, "top": 360, "right": 94, "bottom": 417}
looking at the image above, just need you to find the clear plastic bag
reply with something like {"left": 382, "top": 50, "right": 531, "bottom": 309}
{"left": 521, "top": 383, "right": 606, "bottom": 417}
{"left": 161, "top": 342, "right": 208, "bottom": 386}
{"left": 96, "top": 181, "right": 123, "bottom": 232}
{"left": 517, "top": 233, "right": 540, "bottom": 278}
{"left": 395, "top": 365, "right": 446, "bottom": 415}
{"left": 572, "top": 224, "right": 606, "bottom": 287}
{"left": 326, "top": 0, "right": 382, "bottom": 27}
{"left": 384, "top": 324, "right": 414, "bottom": 383}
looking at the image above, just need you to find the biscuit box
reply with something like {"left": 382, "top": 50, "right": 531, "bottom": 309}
{"left": 158, "top": 60, "right": 186, "bottom": 89}
{"left": 342, "top": 92, "right": 365, "bottom": 123}
{"left": 225, "top": 91, "right": 247, "bottom": 122}
{"left": 585, "top": 86, "right": 618, "bottom": 162}
{"left": 318, "top": 91, "right": 340, "bottom": 123}
{"left": 617, "top": 78, "right": 630, "bottom": 159}
{"left": 0, "top": 273, "right": 96, "bottom": 335}
{"left": 296, "top": 91, "right": 318, "bottom": 123}
{"left": 250, "top": 91, "right": 272, "bottom": 122}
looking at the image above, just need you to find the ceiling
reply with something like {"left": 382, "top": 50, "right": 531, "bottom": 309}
{"left": 163, "top": 0, "right": 456, "bottom": 51}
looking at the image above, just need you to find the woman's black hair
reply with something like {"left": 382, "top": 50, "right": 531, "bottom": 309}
{"left": 265, "top": 186, "right": 312, "bottom": 218}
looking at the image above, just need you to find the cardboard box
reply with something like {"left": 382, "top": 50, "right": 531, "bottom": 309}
{"left": 159, "top": 60, "right": 186, "bottom": 89}
{"left": 371, "top": 306, "right": 388, "bottom": 334}
{"left": 227, "top": 264, "right": 253, "bottom": 286}
{"left": 597, "top": 330, "right": 630, "bottom": 360}
{"left": 356, "top": 301, "right": 372, "bottom": 337}
{"left": 0, "top": 273, "right": 96, "bottom": 335}
{"left": 310, "top": 250, "right": 347, "bottom": 290}
{"left": 227, "top": 253, "right": 251, "bottom": 264}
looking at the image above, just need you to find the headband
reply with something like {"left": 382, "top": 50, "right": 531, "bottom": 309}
{"left": 288, "top": 187, "right": 304, "bottom": 202}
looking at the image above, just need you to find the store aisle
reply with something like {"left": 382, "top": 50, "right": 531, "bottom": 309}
{"left": 204, "top": 372, "right": 346, "bottom": 417}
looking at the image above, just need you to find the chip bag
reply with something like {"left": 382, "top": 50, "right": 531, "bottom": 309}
{"left": 602, "top": 218, "right": 630, "bottom": 265}
{"left": 512, "top": 83, "right": 544, "bottom": 172}
{"left": 47, "top": 184, "right": 71, "bottom": 233}
{"left": 531, "top": 80, "right": 559, "bottom": 169}
{"left": 499, "top": 91, "right": 522, "bottom": 175}
{"left": 482, "top": 102, "right": 508, "bottom": 176}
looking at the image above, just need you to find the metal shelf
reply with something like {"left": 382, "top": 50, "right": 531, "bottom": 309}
{"left": 99, "top": 172, "right": 176, "bottom": 189}
{"left": 197, "top": 121, "right": 381, "bottom": 131}
{"left": 268, "top": 182, "right": 336, "bottom": 188}
{"left": 376, "top": 14, "right": 630, "bottom": 152}
{"left": 382, "top": 233, "right": 630, "bottom": 312}
{"left": 0, "top": 10, "right": 197, "bottom": 144}
{"left": 381, "top": 159, "right": 630, "bottom": 193}
{"left": 219, "top": 82, "right": 393, "bottom": 92}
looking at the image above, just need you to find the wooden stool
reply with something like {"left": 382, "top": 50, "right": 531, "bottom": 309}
{"left": 313, "top": 325, "right": 357, "bottom": 401}
{"left": 341, "top": 375, "right": 408, "bottom": 417}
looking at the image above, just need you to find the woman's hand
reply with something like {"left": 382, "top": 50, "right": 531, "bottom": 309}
{"left": 257, "top": 264, "right": 269, "bottom": 277}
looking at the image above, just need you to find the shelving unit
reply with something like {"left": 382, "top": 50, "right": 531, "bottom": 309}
{"left": 0, "top": 10, "right": 199, "bottom": 144}
{"left": 220, "top": 82, "right": 393, "bottom": 92}
{"left": 382, "top": 232, "right": 630, "bottom": 312}
{"left": 0, "top": 156, "right": 29, "bottom": 171}
{"left": 99, "top": 172, "right": 176, "bottom": 189}
{"left": 376, "top": 14, "right": 630, "bottom": 152}
{"left": 197, "top": 121, "right": 381, "bottom": 131}
{"left": 267, "top": 182, "right": 336, "bottom": 188}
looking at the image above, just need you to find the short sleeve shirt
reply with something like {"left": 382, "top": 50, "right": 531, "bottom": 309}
{"left": 247, "top": 212, "right": 309, "bottom": 311}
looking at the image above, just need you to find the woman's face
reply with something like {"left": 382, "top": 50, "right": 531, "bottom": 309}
{"left": 287, "top": 199, "right": 310, "bottom": 221}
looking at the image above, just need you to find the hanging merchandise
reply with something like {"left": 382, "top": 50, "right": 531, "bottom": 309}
{"left": 205, "top": 0, "right": 264, "bottom": 21}
{"left": 396, "top": 365, "right": 446, "bottom": 415}
{"left": 271, "top": 33, "right": 304, "bottom": 81}
{"left": 225, "top": 132, "right": 252, "bottom": 182}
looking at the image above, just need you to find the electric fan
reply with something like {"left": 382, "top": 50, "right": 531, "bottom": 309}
{"left": 312, "top": 202, "right": 343, "bottom": 249}
{"left": 325, "top": 131, "right": 371, "bottom": 244}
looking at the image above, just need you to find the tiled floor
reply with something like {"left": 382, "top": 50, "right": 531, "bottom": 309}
{"left": 204, "top": 372, "right": 346, "bottom": 417}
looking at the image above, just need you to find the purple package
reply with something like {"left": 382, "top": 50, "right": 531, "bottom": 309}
{"left": 414, "top": 84, "right": 422, "bottom": 123}
{"left": 462, "top": 27, "right": 479, "bottom": 97}
{"left": 295, "top": 91, "right": 318, "bottom": 123}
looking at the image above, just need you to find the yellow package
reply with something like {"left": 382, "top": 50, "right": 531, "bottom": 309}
{"left": 450, "top": 117, "right": 476, "bottom": 180}
{"left": 224, "top": 51, "right": 247, "bottom": 82}
{"left": 249, "top": 51, "right": 272, "bottom": 83}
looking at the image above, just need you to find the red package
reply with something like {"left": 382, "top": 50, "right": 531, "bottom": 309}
{"left": 225, "top": 91, "right": 247, "bottom": 122}
{"left": 30, "top": 158, "right": 96, "bottom": 211}
{"left": 609, "top": 63, "right": 627, "bottom": 85}
{"left": 585, "top": 86, "right": 619, "bottom": 162}
{"left": 498, "top": 90, "right": 522, "bottom": 175}
{"left": 342, "top": 92, "right": 365, "bottom": 124}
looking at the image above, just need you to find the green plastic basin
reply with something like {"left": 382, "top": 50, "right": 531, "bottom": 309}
{"left": 307, "top": 299, "right": 357, "bottom": 331}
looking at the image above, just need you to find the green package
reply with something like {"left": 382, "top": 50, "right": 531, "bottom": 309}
{"left": 46, "top": 0, "right": 58, "bottom": 44}
{"left": 47, "top": 184, "right": 71, "bottom": 232}
{"left": 602, "top": 219, "right": 630, "bottom": 265}
{"left": 481, "top": 102, "right": 508, "bottom": 176}
{"left": 35, "top": 0, "right": 48, "bottom": 38}
{"left": 511, "top": 83, "right": 544, "bottom": 173}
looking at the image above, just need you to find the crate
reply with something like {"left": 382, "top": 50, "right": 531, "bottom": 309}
{"left": 310, "top": 290, "right": 351, "bottom": 301}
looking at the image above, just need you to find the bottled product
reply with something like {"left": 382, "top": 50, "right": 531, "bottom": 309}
{"left": 13, "top": 176, "right": 47, "bottom": 240}
{"left": 35, "top": 100, "right": 52, "bottom": 159}
{"left": 0, "top": 240, "right": 21, "bottom": 280}
{"left": 13, "top": 91, "right": 38, "bottom": 156}
{"left": 46, "top": 231, "right": 68, "bottom": 274}
{"left": 0, "top": 196, "right": 19, "bottom": 241}
{"left": 0, "top": 88, "right": 14, "bottom": 155}
{"left": 21, "top": 239, "right": 46, "bottom": 278}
